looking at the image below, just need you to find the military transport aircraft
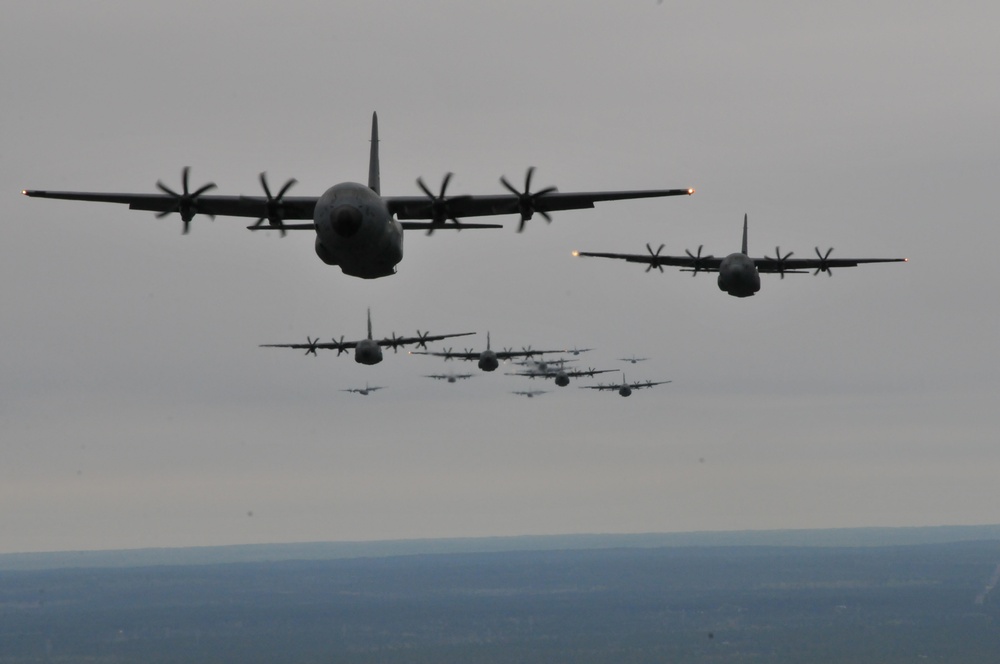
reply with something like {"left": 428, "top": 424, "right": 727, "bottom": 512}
{"left": 573, "top": 214, "right": 906, "bottom": 297}
{"left": 507, "top": 366, "right": 619, "bottom": 387}
{"left": 341, "top": 383, "right": 386, "bottom": 395}
{"left": 409, "top": 333, "right": 565, "bottom": 372}
{"left": 23, "top": 113, "right": 694, "bottom": 279}
{"left": 423, "top": 371, "right": 475, "bottom": 383}
{"left": 260, "top": 309, "right": 474, "bottom": 366}
{"left": 512, "top": 390, "right": 548, "bottom": 398}
{"left": 618, "top": 355, "right": 648, "bottom": 364}
{"left": 581, "top": 375, "right": 672, "bottom": 397}
{"left": 513, "top": 356, "right": 578, "bottom": 372}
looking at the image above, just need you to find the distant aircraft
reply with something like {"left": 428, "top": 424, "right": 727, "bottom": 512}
{"left": 260, "top": 309, "right": 474, "bottom": 365}
{"left": 563, "top": 346, "right": 593, "bottom": 356}
{"left": 581, "top": 374, "right": 672, "bottom": 397}
{"left": 424, "top": 371, "right": 475, "bottom": 383}
{"left": 618, "top": 355, "right": 648, "bottom": 364}
{"left": 507, "top": 366, "right": 618, "bottom": 387}
{"left": 341, "top": 382, "right": 386, "bottom": 395}
{"left": 574, "top": 214, "right": 906, "bottom": 297}
{"left": 410, "top": 333, "right": 565, "bottom": 372}
{"left": 514, "top": 356, "right": 578, "bottom": 372}
{"left": 23, "top": 113, "right": 693, "bottom": 279}
{"left": 512, "top": 390, "right": 548, "bottom": 398}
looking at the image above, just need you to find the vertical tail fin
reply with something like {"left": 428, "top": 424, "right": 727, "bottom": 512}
{"left": 486, "top": 331, "right": 491, "bottom": 350}
{"left": 741, "top": 213, "right": 749, "bottom": 255}
{"left": 368, "top": 112, "right": 380, "bottom": 195}
{"left": 367, "top": 308, "right": 373, "bottom": 339}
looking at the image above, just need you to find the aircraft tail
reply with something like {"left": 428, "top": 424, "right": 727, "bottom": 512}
{"left": 486, "top": 331, "right": 491, "bottom": 350}
{"left": 368, "top": 112, "right": 380, "bottom": 195}
{"left": 741, "top": 213, "right": 749, "bottom": 255}
{"left": 367, "top": 308, "right": 373, "bottom": 339}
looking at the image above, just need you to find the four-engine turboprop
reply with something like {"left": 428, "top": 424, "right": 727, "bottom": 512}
{"left": 574, "top": 214, "right": 907, "bottom": 297}
{"left": 506, "top": 365, "right": 618, "bottom": 387}
{"left": 341, "top": 382, "right": 386, "bottom": 395}
{"left": 512, "top": 390, "right": 548, "bottom": 398}
{"left": 410, "top": 332, "right": 566, "bottom": 372}
{"left": 424, "top": 371, "right": 475, "bottom": 383}
{"left": 23, "top": 113, "right": 693, "bottom": 279}
{"left": 581, "top": 374, "right": 672, "bottom": 397}
{"left": 260, "top": 309, "right": 474, "bottom": 366}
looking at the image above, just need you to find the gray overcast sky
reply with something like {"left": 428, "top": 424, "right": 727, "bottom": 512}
{"left": 2, "top": 1, "right": 998, "bottom": 554}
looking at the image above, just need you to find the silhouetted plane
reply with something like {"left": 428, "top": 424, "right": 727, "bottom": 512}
{"left": 261, "top": 309, "right": 473, "bottom": 366}
{"left": 574, "top": 214, "right": 906, "bottom": 297}
{"left": 24, "top": 113, "right": 693, "bottom": 279}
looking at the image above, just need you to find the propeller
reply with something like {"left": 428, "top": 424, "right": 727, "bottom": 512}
{"left": 684, "top": 245, "right": 714, "bottom": 276}
{"left": 251, "top": 172, "right": 297, "bottom": 237}
{"left": 814, "top": 247, "right": 835, "bottom": 276}
{"left": 155, "top": 167, "right": 217, "bottom": 234}
{"left": 304, "top": 336, "right": 320, "bottom": 356}
{"left": 521, "top": 345, "right": 536, "bottom": 358}
{"left": 331, "top": 335, "right": 349, "bottom": 356}
{"left": 413, "top": 330, "right": 433, "bottom": 350}
{"left": 764, "top": 246, "right": 795, "bottom": 279}
{"left": 500, "top": 166, "right": 557, "bottom": 232}
{"left": 646, "top": 243, "right": 666, "bottom": 272}
{"left": 385, "top": 332, "right": 405, "bottom": 353}
{"left": 442, "top": 347, "right": 454, "bottom": 360}
{"left": 416, "top": 172, "right": 469, "bottom": 234}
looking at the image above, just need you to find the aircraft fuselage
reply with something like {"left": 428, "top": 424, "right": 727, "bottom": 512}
{"left": 618, "top": 386, "right": 632, "bottom": 397}
{"left": 717, "top": 253, "right": 761, "bottom": 298}
{"left": 314, "top": 182, "right": 403, "bottom": 279}
{"left": 354, "top": 338, "right": 384, "bottom": 365}
{"left": 478, "top": 351, "right": 499, "bottom": 372}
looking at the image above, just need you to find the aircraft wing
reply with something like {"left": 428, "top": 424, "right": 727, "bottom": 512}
{"left": 579, "top": 384, "right": 619, "bottom": 391}
{"left": 630, "top": 380, "right": 672, "bottom": 389}
{"left": 496, "top": 348, "right": 566, "bottom": 360}
{"left": 378, "top": 331, "right": 476, "bottom": 351}
{"left": 409, "top": 349, "right": 480, "bottom": 361}
{"left": 424, "top": 373, "right": 474, "bottom": 380}
{"left": 386, "top": 188, "right": 694, "bottom": 221}
{"left": 565, "top": 368, "right": 619, "bottom": 378}
{"left": 23, "top": 189, "right": 318, "bottom": 220}
{"left": 573, "top": 249, "right": 725, "bottom": 272}
{"left": 753, "top": 255, "right": 907, "bottom": 274}
{"left": 260, "top": 338, "right": 359, "bottom": 352}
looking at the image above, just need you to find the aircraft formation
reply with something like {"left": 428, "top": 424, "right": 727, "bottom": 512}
{"left": 23, "top": 112, "right": 907, "bottom": 397}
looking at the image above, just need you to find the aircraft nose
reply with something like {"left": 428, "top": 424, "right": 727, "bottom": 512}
{"left": 331, "top": 205, "right": 363, "bottom": 237}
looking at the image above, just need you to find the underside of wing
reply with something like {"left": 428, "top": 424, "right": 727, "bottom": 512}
{"left": 754, "top": 252, "right": 907, "bottom": 274}
{"left": 387, "top": 187, "right": 693, "bottom": 221}
{"left": 399, "top": 221, "right": 502, "bottom": 231}
{"left": 379, "top": 331, "right": 476, "bottom": 350}
{"left": 567, "top": 369, "right": 619, "bottom": 378}
{"left": 260, "top": 339, "right": 360, "bottom": 351}
{"left": 410, "top": 351, "right": 480, "bottom": 360}
{"left": 24, "top": 190, "right": 318, "bottom": 220}
{"left": 574, "top": 247, "right": 724, "bottom": 273}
